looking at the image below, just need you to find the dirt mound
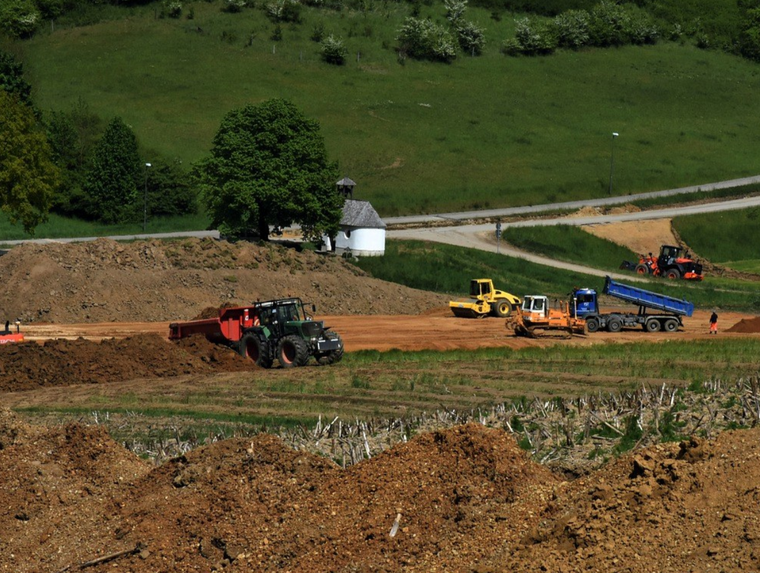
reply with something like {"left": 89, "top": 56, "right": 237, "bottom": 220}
{"left": 727, "top": 316, "right": 760, "bottom": 333}
{"left": 583, "top": 218, "right": 680, "bottom": 255}
{"left": 0, "top": 238, "right": 447, "bottom": 324}
{"left": 0, "top": 410, "right": 150, "bottom": 572}
{"left": 501, "top": 430, "right": 760, "bottom": 572}
{"left": 3, "top": 416, "right": 760, "bottom": 572}
{"left": 0, "top": 334, "right": 254, "bottom": 392}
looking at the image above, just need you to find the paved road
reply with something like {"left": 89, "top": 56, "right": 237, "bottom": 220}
{"left": 383, "top": 175, "right": 760, "bottom": 226}
{"left": 387, "top": 224, "right": 645, "bottom": 281}
{"left": 387, "top": 191, "right": 760, "bottom": 281}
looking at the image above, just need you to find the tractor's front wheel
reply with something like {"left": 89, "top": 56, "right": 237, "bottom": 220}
{"left": 665, "top": 268, "right": 681, "bottom": 280}
{"left": 316, "top": 333, "right": 344, "bottom": 366}
{"left": 239, "top": 334, "right": 273, "bottom": 368}
{"left": 494, "top": 300, "right": 512, "bottom": 318}
{"left": 277, "top": 335, "right": 310, "bottom": 368}
{"left": 635, "top": 264, "right": 650, "bottom": 275}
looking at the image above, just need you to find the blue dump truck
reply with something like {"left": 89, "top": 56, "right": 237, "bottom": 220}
{"left": 573, "top": 276, "right": 694, "bottom": 333}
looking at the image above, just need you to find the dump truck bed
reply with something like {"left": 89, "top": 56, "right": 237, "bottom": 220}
{"left": 603, "top": 276, "right": 694, "bottom": 317}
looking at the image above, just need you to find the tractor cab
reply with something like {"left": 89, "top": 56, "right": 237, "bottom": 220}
{"left": 572, "top": 288, "right": 599, "bottom": 318}
{"left": 658, "top": 245, "right": 683, "bottom": 267}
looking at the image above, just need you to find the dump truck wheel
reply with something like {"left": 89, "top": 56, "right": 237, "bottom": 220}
{"left": 635, "top": 264, "right": 649, "bottom": 275}
{"left": 586, "top": 317, "right": 600, "bottom": 333}
{"left": 277, "top": 335, "right": 309, "bottom": 368}
{"left": 317, "top": 333, "right": 344, "bottom": 365}
{"left": 645, "top": 319, "right": 661, "bottom": 333}
{"left": 494, "top": 300, "right": 511, "bottom": 318}
{"left": 240, "top": 334, "right": 273, "bottom": 368}
{"left": 665, "top": 268, "right": 681, "bottom": 280}
{"left": 663, "top": 319, "right": 679, "bottom": 332}
{"left": 607, "top": 317, "right": 622, "bottom": 333}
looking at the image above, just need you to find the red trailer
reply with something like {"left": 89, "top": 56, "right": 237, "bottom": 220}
{"left": 168, "top": 306, "right": 257, "bottom": 345}
{"left": 169, "top": 298, "right": 343, "bottom": 369}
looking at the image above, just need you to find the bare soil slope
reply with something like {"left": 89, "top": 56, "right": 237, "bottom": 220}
{"left": 0, "top": 238, "right": 447, "bottom": 323}
{"left": 2, "top": 415, "right": 760, "bottom": 573}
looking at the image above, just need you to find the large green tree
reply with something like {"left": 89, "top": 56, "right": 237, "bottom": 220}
{"left": 195, "top": 99, "right": 343, "bottom": 242}
{"left": 0, "top": 91, "right": 58, "bottom": 234}
{"left": 82, "top": 117, "right": 141, "bottom": 224}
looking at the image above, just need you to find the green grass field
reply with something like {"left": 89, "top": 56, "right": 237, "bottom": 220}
{"left": 501, "top": 224, "right": 638, "bottom": 273}
{"left": 12, "top": 337, "right": 760, "bottom": 438}
{"left": 673, "top": 208, "right": 760, "bottom": 270}
{"left": 11, "top": 0, "right": 760, "bottom": 217}
{"left": 355, "top": 239, "right": 760, "bottom": 311}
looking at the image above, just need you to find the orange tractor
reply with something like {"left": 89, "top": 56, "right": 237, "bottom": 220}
{"left": 621, "top": 245, "right": 703, "bottom": 281}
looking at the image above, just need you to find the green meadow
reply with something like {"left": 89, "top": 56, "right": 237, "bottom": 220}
{"left": 11, "top": 0, "right": 760, "bottom": 217}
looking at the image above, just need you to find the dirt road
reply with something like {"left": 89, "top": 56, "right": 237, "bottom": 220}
{"left": 19, "top": 307, "right": 754, "bottom": 352}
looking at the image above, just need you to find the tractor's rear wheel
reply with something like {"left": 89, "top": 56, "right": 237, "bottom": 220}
{"left": 665, "top": 268, "right": 681, "bottom": 280}
{"left": 635, "top": 264, "right": 650, "bottom": 275}
{"left": 494, "top": 300, "right": 512, "bottom": 318}
{"left": 316, "top": 333, "right": 344, "bottom": 366}
{"left": 239, "top": 334, "right": 273, "bottom": 368}
{"left": 277, "top": 335, "right": 310, "bottom": 368}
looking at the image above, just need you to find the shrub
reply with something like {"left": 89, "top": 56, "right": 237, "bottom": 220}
{"left": 552, "top": 9, "right": 590, "bottom": 49}
{"left": 444, "top": 0, "right": 468, "bottom": 25}
{"left": 0, "top": 0, "right": 40, "bottom": 38}
{"left": 397, "top": 17, "right": 457, "bottom": 62}
{"left": 456, "top": 20, "right": 486, "bottom": 54}
{"left": 144, "top": 158, "right": 198, "bottom": 218}
{"left": 162, "top": 0, "right": 183, "bottom": 18}
{"left": 625, "top": 8, "right": 659, "bottom": 45}
{"left": 266, "top": 0, "right": 302, "bottom": 23}
{"left": 0, "top": 50, "right": 32, "bottom": 104}
{"left": 222, "top": 0, "right": 247, "bottom": 12}
{"left": 588, "top": 0, "right": 629, "bottom": 47}
{"left": 311, "top": 21, "right": 325, "bottom": 41}
{"left": 320, "top": 34, "right": 348, "bottom": 64}
{"left": 511, "top": 16, "right": 557, "bottom": 55}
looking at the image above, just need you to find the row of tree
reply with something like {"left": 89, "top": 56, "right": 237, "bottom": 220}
{"left": 3, "top": 0, "right": 760, "bottom": 64}
{"left": 0, "top": 49, "right": 344, "bottom": 241}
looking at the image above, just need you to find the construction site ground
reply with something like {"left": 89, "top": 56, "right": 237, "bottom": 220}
{"left": 3, "top": 232, "right": 760, "bottom": 572}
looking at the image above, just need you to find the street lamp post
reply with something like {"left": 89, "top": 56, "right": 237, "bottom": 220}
{"left": 608, "top": 132, "right": 618, "bottom": 196}
{"left": 143, "top": 162, "right": 152, "bottom": 233}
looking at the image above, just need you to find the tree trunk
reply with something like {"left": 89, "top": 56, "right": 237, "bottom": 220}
{"left": 257, "top": 216, "right": 269, "bottom": 242}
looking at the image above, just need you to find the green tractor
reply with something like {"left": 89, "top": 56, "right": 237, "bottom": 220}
{"left": 239, "top": 298, "right": 344, "bottom": 368}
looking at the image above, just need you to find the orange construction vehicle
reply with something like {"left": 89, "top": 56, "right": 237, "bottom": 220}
{"left": 506, "top": 296, "right": 586, "bottom": 338}
{"left": 0, "top": 321, "right": 24, "bottom": 344}
{"left": 621, "top": 245, "right": 703, "bottom": 281}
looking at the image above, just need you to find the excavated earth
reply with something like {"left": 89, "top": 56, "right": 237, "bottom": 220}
{"left": 3, "top": 414, "right": 760, "bottom": 573}
{"left": 0, "top": 238, "right": 448, "bottom": 323}
{"left": 2, "top": 237, "right": 760, "bottom": 572}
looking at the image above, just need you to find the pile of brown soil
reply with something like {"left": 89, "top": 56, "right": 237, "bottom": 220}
{"left": 0, "top": 238, "right": 448, "bottom": 324}
{"left": 726, "top": 316, "right": 760, "bottom": 333}
{"left": 0, "top": 334, "right": 253, "bottom": 392}
{"left": 3, "top": 417, "right": 760, "bottom": 572}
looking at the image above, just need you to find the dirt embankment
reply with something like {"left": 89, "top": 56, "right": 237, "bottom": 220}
{"left": 0, "top": 238, "right": 448, "bottom": 324}
{"left": 2, "top": 415, "right": 760, "bottom": 573}
{"left": 0, "top": 334, "right": 255, "bottom": 392}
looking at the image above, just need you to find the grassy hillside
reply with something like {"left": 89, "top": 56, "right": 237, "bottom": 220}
{"left": 674, "top": 208, "right": 760, "bottom": 273}
{"left": 12, "top": 1, "right": 760, "bottom": 217}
